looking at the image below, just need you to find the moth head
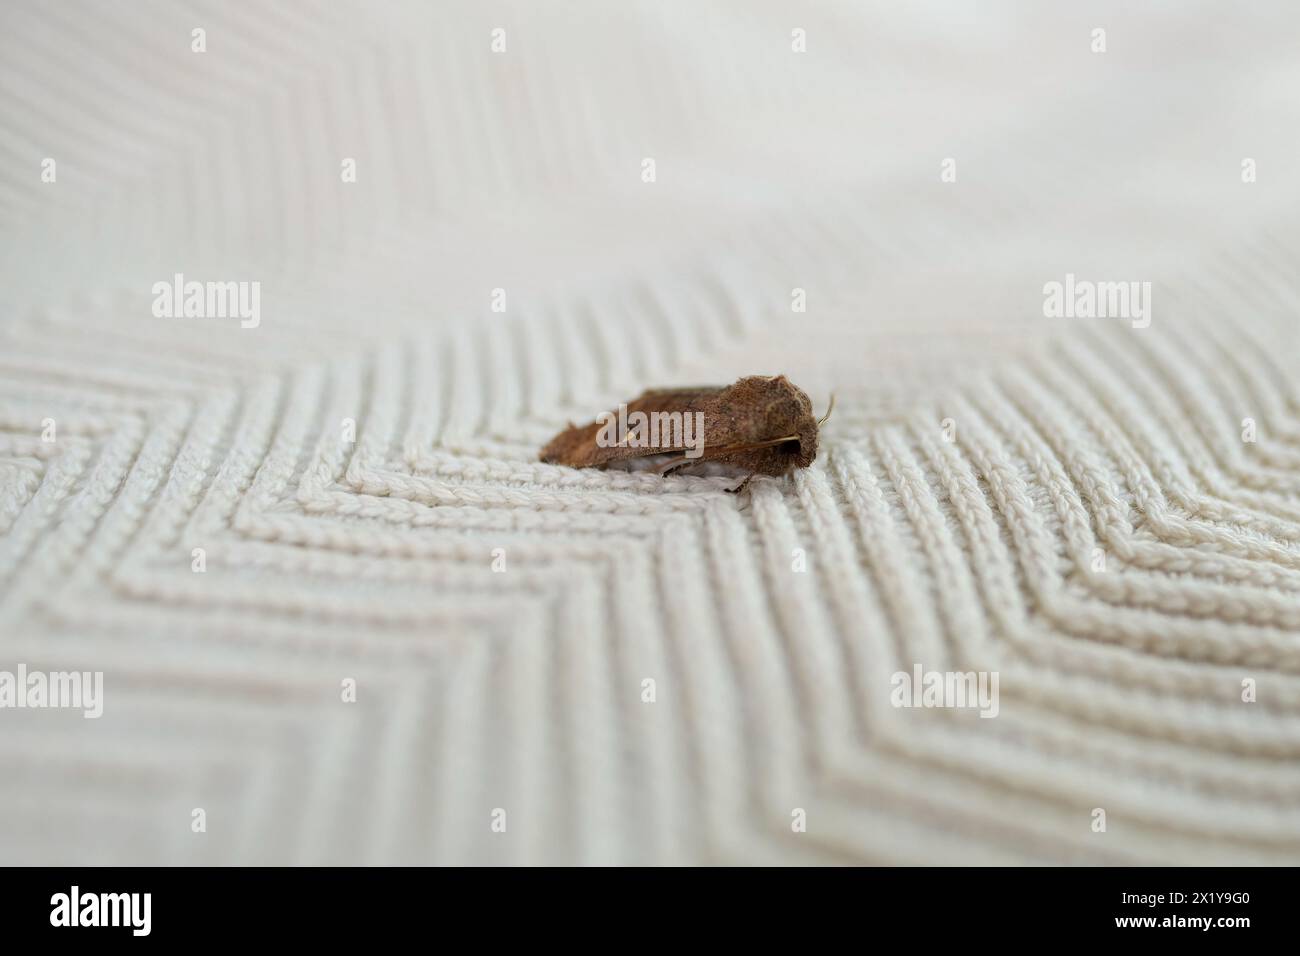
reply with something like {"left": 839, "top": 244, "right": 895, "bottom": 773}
{"left": 749, "top": 374, "right": 819, "bottom": 467}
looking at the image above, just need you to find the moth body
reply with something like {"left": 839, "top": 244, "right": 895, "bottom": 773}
{"left": 540, "top": 375, "right": 825, "bottom": 480}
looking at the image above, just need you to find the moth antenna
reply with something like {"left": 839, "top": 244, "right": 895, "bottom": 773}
{"left": 656, "top": 435, "right": 800, "bottom": 475}
{"left": 817, "top": 393, "right": 836, "bottom": 428}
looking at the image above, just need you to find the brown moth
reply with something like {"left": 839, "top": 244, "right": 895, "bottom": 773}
{"left": 540, "top": 375, "right": 831, "bottom": 483}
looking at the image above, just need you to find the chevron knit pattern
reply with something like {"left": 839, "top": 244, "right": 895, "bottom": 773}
{"left": 2, "top": 2, "right": 1299, "bottom": 865}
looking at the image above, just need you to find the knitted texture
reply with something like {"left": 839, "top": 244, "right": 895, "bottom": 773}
{"left": 2, "top": 2, "right": 1299, "bottom": 864}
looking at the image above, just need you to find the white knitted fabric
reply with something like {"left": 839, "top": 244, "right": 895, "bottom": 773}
{"left": 2, "top": 2, "right": 1299, "bottom": 865}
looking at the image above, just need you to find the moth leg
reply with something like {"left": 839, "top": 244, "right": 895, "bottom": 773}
{"left": 727, "top": 474, "right": 756, "bottom": 495}
{"left": 661, "top": 463, "right": 751, "bottom": 492}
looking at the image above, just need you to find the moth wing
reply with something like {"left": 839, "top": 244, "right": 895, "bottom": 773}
{"left": 539, "top": 386, "right": 725, "bottom": 468}
{"left": 628, "top": 386, "right": 726, "bottom": 406}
